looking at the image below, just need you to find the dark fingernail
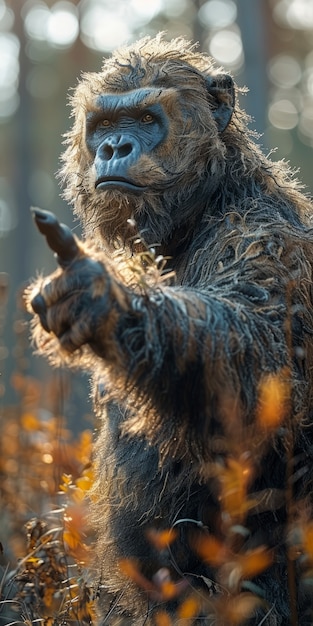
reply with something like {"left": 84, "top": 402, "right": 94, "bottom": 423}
{"left": 30, "top": 294, "right": 50, "bottom": 333}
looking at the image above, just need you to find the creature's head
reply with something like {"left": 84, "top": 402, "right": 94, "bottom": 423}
{"left": 60, "top": 34, "right": 238, "bottom": 248}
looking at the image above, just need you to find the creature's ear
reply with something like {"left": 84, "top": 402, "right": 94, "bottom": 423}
{"left": 205, "top": 74, "right": 235, "bottom": 132}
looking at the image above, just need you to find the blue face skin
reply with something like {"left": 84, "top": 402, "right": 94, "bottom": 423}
{"left": 85, "top": 89, "right": 169, "bottom": 193}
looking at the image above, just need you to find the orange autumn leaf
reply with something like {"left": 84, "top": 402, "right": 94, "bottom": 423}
{"left": 43, "top": 586, "right": 54, "bottom": 609}
{"left": 75, "top": 472, "right": 94, "bottom": 493}
{"left": 63, "top": 504, "right": 89, "bottom": 561}
{"left": 237, "top": 546, "right": 273, "bottom": 579}
{"left": 71, "top": 487, "right": 86, "bottom": 503}
{"left": 177, "top": 596, "right": 200, "bottom": 619}
{"left": 216, "top": 457, "right": 253, "bottom": 520}
{"left": 119, "top": 559, "right": 156, "bottom": 594}
{"left": 65, "top": 503, "right": 88, "bottom": 528}
{"left": 59, "top": 473, "right": 73, "bottom": 492}
{"left": 256, "top": 369, "right": 290, "bottom": 430}
{"left": 154, "top": 611, "right": 172, "bottom": 626}
{"left": 215, "top": 593, "right": 263, "bottom": 625}
{"left": 74, "top": 430, "right": 93, "bottom": 466}
{"left": 82, "top": 465, "right": 94, "bottom": 481}
{"left": 119, "top": 558, "right": 138, "bottom": 579}
{"left": 119, "top": 560, "right": 183, "bottom": 602}
{"left": 146, "top": 528, "right": 178, "bottom": 551}
{"left": 25, "top": 556, "right": 42, "bottom": 567}
{"left": 192, "top": 533, "right": 227, "bottom": 567}
{"left": 160, "top": 580, "right": 178, "bottom": 600}
{"left": 63, "top": 528, "right": 81, "bottom": 550}
{"left": 21, "top": 412, "right": 40, "bottom": 431}
{"left": 73, "top": 599, "right": 97, "bottom": 624}
{"left": 303, "top": 523, "right": 313, "bottom": 561}
{"left": 63, "top": 525, "right": 89, "bottom": 563}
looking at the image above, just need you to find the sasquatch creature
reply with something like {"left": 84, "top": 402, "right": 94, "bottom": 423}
{"left": 27, "top": 35, "right": 313, "bottom": 625}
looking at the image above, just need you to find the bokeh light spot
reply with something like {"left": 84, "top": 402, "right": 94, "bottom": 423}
{"left": 0, "top": 3, "right": 14, "bottom": 30}
{"left": 274, "top": 0, "right": 313, "bottom": 29}
{"left": 209, "top": 29, "right": 243, "bottom": 70}
{"left": 199, "top": 0, "right": 237, "bottom": 29}
{"left": 128, "top": 0, "right": 163, "bottom": 24}
{"left": 47, "top": 2, "right": 79, "bottom": 48}
{"left": 287, "top": 0, "right": 313, "bottom": 29}
{"left": 0, "top": 198, "right": 17, "bottom": 234}
{"left": 268, "top": 99, "right": 298, "bottom": 130}
{"left": 305, "top": 70, "right": 313, "bottom": 97}
{"left": 0, "top": 0, "right": 6, "bottom": 21}
{"left": 0, "top": 33, "right": 20, "bottom": 118}
{"left": 268, "top": 54, "right": 301, "bottom": 88}
{"left": 0, "top": 34, "right": 19, "bottom": 81}
{"left": 164, "top": 0, "right": 188, "bottom": 17}
{"left": 81, "top": 4, "right": 131, "bottom": 51}
{"left": 24, "top": 2, "right": 50, "bottom": 41}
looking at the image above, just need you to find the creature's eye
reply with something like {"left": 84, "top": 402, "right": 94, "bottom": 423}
{"left": 98, "top": 119, "right": 111, "bottom": 127}
{"left": 141, "top": 113, "right": 154, "bottom": 124}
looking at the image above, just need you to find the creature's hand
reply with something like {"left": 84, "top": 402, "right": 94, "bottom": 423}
{"left": 29, "top": 208, "right": 112, "bottom": 354}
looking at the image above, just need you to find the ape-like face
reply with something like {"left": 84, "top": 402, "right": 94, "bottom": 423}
{"left": 85, "top": 88, "right": 172, "bottom": 193}
{"left": 61, "top": 36, "right": 235, "bottom": 247}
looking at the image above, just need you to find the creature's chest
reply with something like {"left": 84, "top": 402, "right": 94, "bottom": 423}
{"left": 94, "top": 380, "right": 209, "bottom": 520}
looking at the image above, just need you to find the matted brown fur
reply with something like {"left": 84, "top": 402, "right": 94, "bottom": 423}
{"left": 27, "top": 35, "right": 313, "bottom": 624}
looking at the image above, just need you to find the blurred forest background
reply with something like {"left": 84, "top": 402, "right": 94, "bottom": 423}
{"left": 0, "top": 0, "right": 313, "bottom": 622}
{"left": 2, "top": 0, "right": 313, "bottom": 416}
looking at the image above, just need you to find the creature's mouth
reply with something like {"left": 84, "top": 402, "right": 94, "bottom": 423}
{"left": 95, "top": 177, "right": 147, "bottom": 193}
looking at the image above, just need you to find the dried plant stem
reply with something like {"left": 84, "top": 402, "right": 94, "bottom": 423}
{"left": 284, "top": 279, "right": 298, "bottom": 626}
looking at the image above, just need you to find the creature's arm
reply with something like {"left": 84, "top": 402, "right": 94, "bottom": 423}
{"left": 27, "top": 211, "right": 307, "bottom": 458}
{"left": 113, "top": 276, "right": 290, "bottom": 458}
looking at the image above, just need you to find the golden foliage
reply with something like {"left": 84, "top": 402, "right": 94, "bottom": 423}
{"left": 119, "top": 559, "right": 185, "bottom": 603}
{"left": 303, "top": 523, "right": 313, "bottom": 562}
{"left": 193, "top": 534, "right": 227, "bottom": 567}
{"left": 235, "top": 547, "right": 273, "bottom": 580}
{"left": 215, "top": 456, "right": 254, "bottom": 522}
{"left": 256, "top": 367, "right": 291, "bottom": 431}
{"left": 177, "top": 596, "right": 201, "bottom": 620}
{"left": 0, "top": 351, "right": 95, "bottom": 624}
{"left": 214, "top": 593, "right": 264, "bottom": 625}
{"left": 119, "top": 558, "right": 157, "bottom": 596}
{"left": 146, "top": 527, "right": 178, "bottom": 550}
{"left": 154, "top": 611, "right": 172, "bottom": 626}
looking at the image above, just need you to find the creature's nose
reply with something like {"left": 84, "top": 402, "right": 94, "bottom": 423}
{"left": 100, "top": 137, "right": 134, "bottom": 161}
